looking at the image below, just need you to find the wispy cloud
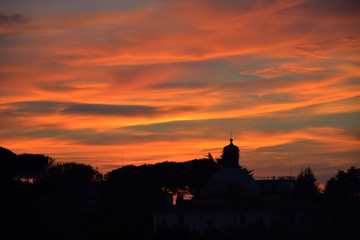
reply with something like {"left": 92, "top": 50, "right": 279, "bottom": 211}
{"left": 0, "top": 0, "right": 359, "bottom": 183}
{"left": 1, "top": 101, "right": 198, "bottom": 117}
{"left": 0, "top": 14, "right": 30, "bottom": 26}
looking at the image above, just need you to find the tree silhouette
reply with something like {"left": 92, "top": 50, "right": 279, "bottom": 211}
{"left": 207, "top": 152, "right": 215, "bottom": 162}
{"left": 30, "top": 162, "right": 103, "bottom": 240}
{"left": 293, "top": 167, "right": 320, "bottom": 199}
{"left": 151, "top": 158, "right": 220, "bottom": 197}
{"left": 325, "top": 166, "right": 360, "bottom": 202}
{"left": 16, "top": 153, "right": 54, "bottom": 182}
{"left": 0, "top": 147, "right": 18, "bottom": 181}
{"left": 97, "top": 158, "right": 221, "bottom": 238}
{"left": 0, "top": 147, "right": 54, "bottom": 183}
{"left": 36, "top": 162, "right": 103, "bottom": 198}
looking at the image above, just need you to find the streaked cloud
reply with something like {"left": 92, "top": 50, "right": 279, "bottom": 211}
{"left": 1, "top": 101, "right": 198, "bottom": 117}
{"left": 0, "top": 0, "right": 359, "bottom": 184}
{"left": 0, "top": 14, "right": 30, "bottom": 26}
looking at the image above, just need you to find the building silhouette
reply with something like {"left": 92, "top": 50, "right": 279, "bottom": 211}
{"left": 154, "top": 139, "right": 360, "bottom": 239}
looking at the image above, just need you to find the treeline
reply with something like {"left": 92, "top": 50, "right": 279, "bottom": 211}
{"left": 1, "top": 146, "right": 359, "bottom": 240}
{"left": 293, "top": 166, "right": 360, "bottom": 202}
{"left": 1, "top": 147, "right": 220, "bottom": 240}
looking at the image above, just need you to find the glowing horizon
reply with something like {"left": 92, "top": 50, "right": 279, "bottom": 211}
{"left": 1, "top": 0, "right": 359, "bottom": 184}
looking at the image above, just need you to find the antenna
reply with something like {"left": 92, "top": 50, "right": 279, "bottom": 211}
{"left": 288, "top": 152, "right": 292, "bottom": 177}
{"left": 230, "top": 131, "right": 233, "bottom": 139}
{"left": 122, "top": 152, "right": 124, "bottom": 167}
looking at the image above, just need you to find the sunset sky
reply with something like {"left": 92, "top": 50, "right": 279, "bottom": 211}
{"left": 1, "top": 0, "right": 359, "bottom": 184}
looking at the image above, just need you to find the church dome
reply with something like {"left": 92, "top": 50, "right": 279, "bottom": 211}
{"left": 205, "top": 168, "right": 259, "bottom": 191}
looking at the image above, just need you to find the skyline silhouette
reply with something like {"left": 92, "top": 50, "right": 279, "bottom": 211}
{"left": 1, "top": 145, "right": 359, "bottom": 239}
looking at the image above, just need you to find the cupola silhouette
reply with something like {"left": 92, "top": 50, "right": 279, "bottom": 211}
{"left": 220, "top": 138, "right": 240, "bottom": 168}
{"left": 204, "top": 138, "right": 258, "bottom": 194}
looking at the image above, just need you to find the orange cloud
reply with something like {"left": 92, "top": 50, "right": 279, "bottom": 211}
{"left": 239, "top": 64, "right": 326, "bottom": 79}
{"left": 1, "top": 0, "right": 359, "bottom": 185}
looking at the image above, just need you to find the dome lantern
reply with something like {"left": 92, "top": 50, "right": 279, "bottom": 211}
{"left": 220, "top": 138, "right": 240, "bottom": 168}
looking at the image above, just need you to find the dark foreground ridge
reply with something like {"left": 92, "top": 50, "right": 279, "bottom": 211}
{"left": 1, "top": 145, "right": 359, "bottom": 240}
